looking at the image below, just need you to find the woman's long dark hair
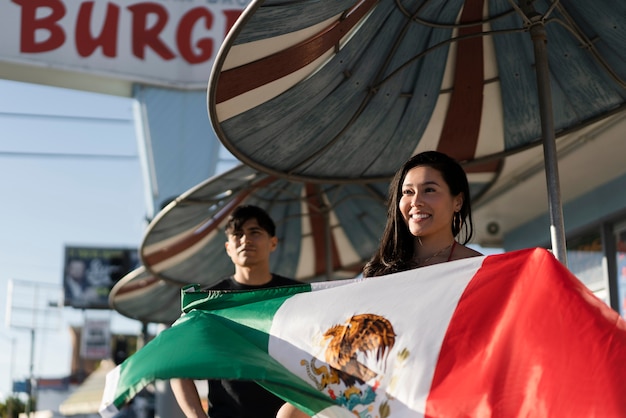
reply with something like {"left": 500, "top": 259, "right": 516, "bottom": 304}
{"left": 363, "top": 151, "right": 474, "bottom": 277}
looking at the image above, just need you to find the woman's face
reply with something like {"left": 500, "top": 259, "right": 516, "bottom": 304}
{"left": 399, "top": 166, "right": 463, "bottom": 240}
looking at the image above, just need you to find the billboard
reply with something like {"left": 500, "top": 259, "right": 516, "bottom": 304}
{"left": 0, "top": 0, "right": 245, "bottom": 89}
{"left": 63, "top": 246, "right": 139, "bottom": 309}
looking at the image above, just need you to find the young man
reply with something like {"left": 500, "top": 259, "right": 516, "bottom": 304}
{"left": 170, "top": 205, "right": 300, "bottom": 418}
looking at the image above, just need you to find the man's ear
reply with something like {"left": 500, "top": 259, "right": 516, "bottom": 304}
{"left": 270, "top": 236, "right": 278, "bottom": 252}
{"left": 225, "top": 241, "right": 233, "bottom": 256}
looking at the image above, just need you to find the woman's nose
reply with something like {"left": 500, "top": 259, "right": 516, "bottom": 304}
{"left": 410, "top": 194, "right": 420, "bottom": 207}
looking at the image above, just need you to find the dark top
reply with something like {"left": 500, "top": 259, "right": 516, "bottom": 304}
{"left": 206, "top": 274, "right": 300, "bottom": 418}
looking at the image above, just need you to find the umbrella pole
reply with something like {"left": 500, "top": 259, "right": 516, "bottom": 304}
{"left": 522, "top": 4, "right": 568, "bottom": 265}
{"left": 323, "top": 204, "right": 333, "bottom": 280}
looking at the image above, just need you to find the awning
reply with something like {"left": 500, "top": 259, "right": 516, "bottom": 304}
{"left": 59, "top": 360, "right": 115, "bottom": 416}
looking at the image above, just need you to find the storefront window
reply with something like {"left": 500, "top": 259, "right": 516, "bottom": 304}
{"left": 566, "top": 230, "right": 608, "bottom": 305}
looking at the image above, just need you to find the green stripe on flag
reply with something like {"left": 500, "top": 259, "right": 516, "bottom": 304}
{"left": 104, "top": 284, "right": 336, "bottom": 415}
{"left": 182, "top": 283, "right": 314, "bottom": 311}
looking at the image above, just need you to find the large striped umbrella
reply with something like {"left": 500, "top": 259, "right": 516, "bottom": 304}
{"left": 110, "top": 164, "right": 387, "bottom": 323}
{"left": 141, "top": 163, "right": 387, "bottom": 286}
{"left": 207, "top": 0, "right": 626, "bottom": 263}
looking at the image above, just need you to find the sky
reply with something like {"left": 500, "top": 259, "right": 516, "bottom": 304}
{"left": 0, "top": 79, "right": 149, "bottom": 399}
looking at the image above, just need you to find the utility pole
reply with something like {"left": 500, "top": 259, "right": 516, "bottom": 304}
{"left": 0, "top": 331, "right": 16, "bottom": 417}
{"left": 0, "top": 331, "right": 16, "bottom": 392}
{"left": 5, "top": 279, "right": 62, "bottom": 417}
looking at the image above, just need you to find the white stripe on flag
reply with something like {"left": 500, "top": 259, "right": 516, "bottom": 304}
{"left": 100, "top": 365, "right": 121, "bottom": 418}
{"left": 269, "top": 256, "right": 486, "bottom": 416}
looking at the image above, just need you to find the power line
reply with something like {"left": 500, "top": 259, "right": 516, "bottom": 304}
{"left": 0, "top": 150, "right": 137, "bottom": 159}
{"left": 0, "top": 111, "right": 133, "bottom": 124}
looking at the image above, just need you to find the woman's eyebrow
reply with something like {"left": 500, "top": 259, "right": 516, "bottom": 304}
{"left": 403, "top": 180, "right": 440, "bottom": 187}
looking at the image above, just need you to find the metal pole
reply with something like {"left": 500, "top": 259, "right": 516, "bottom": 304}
{"left": 324, "top": 207, "right": 333, "bottom": 280}
{"left": 6, "top": 335, "right": 14, "bottom": 418}
{"left": 314, "top": 185, "right": 334, "bottom": 280}
{"left": 26, "top": 283, "right": 38, "bottom": 417}
{"left": 26, "top": 328, "right": 35, "bottom": 417}
{"left": 521, "top": 2, "right": 568, "bottom": 265}
{"left": 10, "top": 337, "right": 15, "bottom": 394}
{"left": 0, "top": 333, "right": 16, "bottom": 397}
{"left": 601, "top": 222, "right": 621, "bottom": 313}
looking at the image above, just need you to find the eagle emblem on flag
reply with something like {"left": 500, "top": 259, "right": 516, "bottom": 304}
{"left": 300, "top": 313, "right": 405, "bottom": 417}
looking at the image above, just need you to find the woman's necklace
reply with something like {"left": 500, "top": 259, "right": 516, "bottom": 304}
{"left": 415, "top": 241, "right": 456, "bottom": 267}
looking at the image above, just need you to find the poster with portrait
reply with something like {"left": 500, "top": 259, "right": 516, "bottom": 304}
{"left": 63, "top": 246, "right": 139, "bottom": 309}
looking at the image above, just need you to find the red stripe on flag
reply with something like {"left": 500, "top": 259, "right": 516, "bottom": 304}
{"left": 426, "top": 248, "right": 626, "bottom": 417}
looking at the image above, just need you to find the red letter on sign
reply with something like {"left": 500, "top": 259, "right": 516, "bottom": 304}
{"left": 177, "top": 7, "right": 213, "bottom": 64}
{"left": 13, "top": 0, "right": 66, "bottom": 53}
{"left": 76, "top": 2, "right": 120, "bottom": 58}
{"left": 128, "top": 3, "right": 175, "bottom": 61}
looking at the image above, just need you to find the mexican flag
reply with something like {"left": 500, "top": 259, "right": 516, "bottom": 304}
{"left": 100, "top": 248, "right": 626, "bottom": 417}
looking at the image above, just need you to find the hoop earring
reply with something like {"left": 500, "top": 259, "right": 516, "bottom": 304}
{"left": 453, "top": 212, "right": 462, "bottom": 236}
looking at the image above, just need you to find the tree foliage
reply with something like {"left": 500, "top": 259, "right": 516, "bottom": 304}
{"left": 0, "top": 396, "right": 25, "bottom": 418}
{"left": 0, "top": 395, "right": 37, "bottom": 418}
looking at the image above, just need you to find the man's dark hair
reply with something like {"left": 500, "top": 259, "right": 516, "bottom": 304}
{"left": 224, "top": 205, "right": 276, "bottom": 237}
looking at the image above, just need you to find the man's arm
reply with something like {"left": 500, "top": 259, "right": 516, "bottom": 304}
{"left": 170, "top": 378, "right": 208, "bottom": 418}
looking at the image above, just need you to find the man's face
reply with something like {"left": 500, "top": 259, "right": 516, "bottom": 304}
{"left": 68, "top": 260, "right": 86, "bottom": 281}
{"left": 225, "top": 218, "right": 277, "bottom": 268}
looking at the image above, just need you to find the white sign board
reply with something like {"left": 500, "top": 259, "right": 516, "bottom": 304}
{"left": 0, "top": 0, "right": 246, "bottom": 89}
{"left": 80, "top": 318, "right": 111, "bottom": 360}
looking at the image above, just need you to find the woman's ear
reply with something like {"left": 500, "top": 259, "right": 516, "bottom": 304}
{"left": 454, "top": 193, "right": 464, "bottom": 212}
